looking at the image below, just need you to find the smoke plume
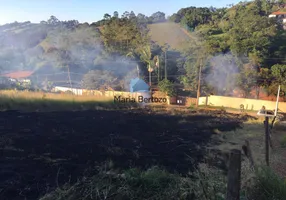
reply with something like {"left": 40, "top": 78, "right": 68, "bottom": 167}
{"left": 204, "top": 53, "right": 240, "bottom": 95}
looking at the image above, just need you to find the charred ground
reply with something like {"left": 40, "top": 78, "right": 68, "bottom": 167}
{"left": 0, "top": 108, "right": 248, "bottom": 200}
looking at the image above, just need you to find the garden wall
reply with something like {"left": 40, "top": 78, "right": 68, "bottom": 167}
{"left": 199, "top": 95, "right": 286, "bottom": 112}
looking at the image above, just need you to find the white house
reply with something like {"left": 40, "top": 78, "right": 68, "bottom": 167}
{"left": 268, "top": 6, "right": 286, "bottom": 30}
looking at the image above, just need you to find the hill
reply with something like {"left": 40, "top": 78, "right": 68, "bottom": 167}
{"left": 148, "top": 22, "right": 194, "bottom": 51}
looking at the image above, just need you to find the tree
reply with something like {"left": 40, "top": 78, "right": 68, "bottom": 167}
{"left": 236, "top": 65, "right": 258, "bottom": 98}
{"left": 150, "top": 11, "right": 166, "bottom": 23}
{"left": 113, "top": 11, "right": 119, "bottom": 18}
{"left": 103, "top": 13, "right": 111, "bottom": 20}
{"left": 122, "top": 11, "right": 130, "bottom": 19}
{"left": 228, "top": 4, "right": 277, "bottom": 59}
{"left": 47, "top": 15, "right": 60, "bottom": 25}
{"left": 138, "top": 45, "right": 152, "bottom": 70}
{"left": 158, "top": 79, "right": 177, "bottom": 97}
{"left": 82, "top": 70, "right": 119, "bottom": 90}
{"left": 178, "top": 35, "right": 209, "bottom": 92}
{"left": 101, "top": 17, "right": 149, "bottom": 56}
{"left": 137, "top": 13, "right": 148, "bottom": 24}
{"left": 271, "top": 64, "right": 286, "bottom": 95}
{"left": 257, "top": 68, "right": 275, "bottom": 96}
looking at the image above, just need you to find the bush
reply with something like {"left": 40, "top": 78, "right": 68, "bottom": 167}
{"left": 280, "top": 135, "right": 286, "bottom": 148}
{"left": 158, "top": 79, "right": 177, "bottom": 97}
{"left": 245, "top": 166, "right": 286, "bottom": 200}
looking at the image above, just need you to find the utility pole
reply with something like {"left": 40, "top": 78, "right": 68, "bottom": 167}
{"left": 67, "top": 65, "right": 72, "bottom": 89}
{"left": 196, "top": 58, "right": 202, "bottom": 108}
{"left": 165, "top": 50, "right": 167, "bottom": 80}
{"left": 137, "top": 64, "right": 140, "bottom": 77}
{"left": 156, "top": 55, "right": 160, "bottom": 83}
{"left": 148, "top": 64, "right": 152, "bottom": 88}
{"left": 265, "top": 116, "right": 270, "bottom": 166}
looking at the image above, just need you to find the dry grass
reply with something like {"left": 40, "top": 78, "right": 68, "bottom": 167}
{"left": 148, "top": 22, "right": 192, "bottom": 51}
{"left": 0, "top": 90, "right": 137, "bottom": 111}
{"left": 0, "top": 90, "right": 112, "bottom": 101}
{"left": 207, "top": 115, "right": 286, "bottom": 199}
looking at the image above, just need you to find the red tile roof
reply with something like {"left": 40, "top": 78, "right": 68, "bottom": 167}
{"left": 0, "top": 71, "right": 34, "bottom": 79}
{"left": 271, "top": 11, "right": 286, "bottom": 15}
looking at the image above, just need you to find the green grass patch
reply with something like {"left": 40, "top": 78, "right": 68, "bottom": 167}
{"left": 39, "top": 163, "right": 228, "bottom": 200}
{"left": 245, "top": 166, "right": 286, "bottom": 200}
{"left": 281, "top": 135, "right": 286, "bottom": 148}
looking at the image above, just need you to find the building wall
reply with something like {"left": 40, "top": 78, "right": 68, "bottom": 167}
{"left": 53, "top": 86, "right": 83, "bottom": 95}
{"left": 54, "top": 86, "right": 151, "bottom": 102}
{"left": 199, "top": 95, "right": 286, "bottom": 112}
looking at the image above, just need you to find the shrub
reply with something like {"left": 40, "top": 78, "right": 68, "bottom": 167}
{"left": 245, "top": 166, "right": 286, "bottom": 200}
{"left": 158, "top": 79, "right": 177, "bottom": 97}
{"left": 280, "top": 135, "right": 286, "bottom": 148}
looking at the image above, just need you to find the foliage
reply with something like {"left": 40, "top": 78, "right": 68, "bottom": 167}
{"left": 100, "top": 17, "right": 149, "bottom": 56}
{"left": 281, "top": 135, "right": 286, "bottom": 148}
{"left": 271, "top": 64, "right": 286, "bottom": 93}
{"left": 158, "top": 79, "right": 177, "bottom": 97}
{"left": 236, "top": 65, "right": 259, "bottom": 98}
{"left": 82, "top": 70, "right": 119, "bottom": 90}
{"left": 246, "top": 166, "right": 286, "bottom": 200}
{"left": 39, "top": 163, "right": 231, "bottom": 200}
{"left": 0, "top": 1, "right": 286, "bottom": 97}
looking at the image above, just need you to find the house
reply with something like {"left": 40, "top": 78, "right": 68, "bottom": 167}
{"left": 0, "top": 70, "right": 34, "bottom": 86}
{"left": 130, "top": 78, "right": 150, "bottom": 92}
{"left": 0, "top": 70, "right": 34, "bottom": 81}
{"left": 0, "top": 68, "right": 85, "bottom": 91}
{"left": 269, "top": 5, "right": 286, "bottom": 29}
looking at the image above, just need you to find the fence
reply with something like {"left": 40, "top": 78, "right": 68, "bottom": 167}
{"left": 199, "top": 95, "right": 286, "bottom": 112}
{"left": 151, "top": 91, "right": 197, "bottom": 106}
{"left": 53, "top": 86, "right": 83, "bottom": 95}
{"left": 53, "top": 86, "right": 151, "bottom": 101}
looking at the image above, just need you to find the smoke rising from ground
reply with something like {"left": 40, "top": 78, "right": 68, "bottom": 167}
{"left": 0, "top": 22, "right": 139, "bottom": 91}
{"left": 205, "top": 53, "right": 240, "bottom": 95}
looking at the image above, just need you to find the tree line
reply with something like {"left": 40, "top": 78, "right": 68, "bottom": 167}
{"left": 0, "top": 1, "right": 285, "bottom": 99}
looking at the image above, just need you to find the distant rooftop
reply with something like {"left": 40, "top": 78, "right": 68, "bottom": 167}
{"left": 0, "top": 71, "right": 34, "bottom": 79}
{"left": 270, "top": 6, "right": 286, "bottom": 16}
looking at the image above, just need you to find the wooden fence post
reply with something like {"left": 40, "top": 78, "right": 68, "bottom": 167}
{"left": 264, "top": 116, "right": 270, "bottom": 166}
{"left": 226, "top": 149, "right": 241, "bottom": 200}
{"left": 244, "top": 140, "right": 255, "bottom": 168}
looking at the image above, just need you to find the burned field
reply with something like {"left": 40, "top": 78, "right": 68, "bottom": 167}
{"left": 0, "top": 108, "right": 246, "bottom": 200}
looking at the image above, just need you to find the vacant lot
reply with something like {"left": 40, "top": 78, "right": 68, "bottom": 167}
{"left": 0, "top": 107, "right": 246, "bottom": 200}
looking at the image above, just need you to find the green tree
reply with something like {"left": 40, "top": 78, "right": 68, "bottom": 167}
{"left": 271, "top": 64, "right": 286, "bottom": 96}
{"left": 158, "top": 79, "right": 177, "bottom": 97}
{"left": 82, "top": 70, "right": 119, "bottom": 90}
{"left": 228, "top": 4, "right": 277, "bottom": 60}
{"left": 236, "top": 65, "right": 259, "bottom": 98}
{"left": 178, "top": 35, "right": 209, "bottom": 92}
{"left": 113, "top": 11, "right": 119, "bottom": 18}
{"left": 101, "top": 17, "right": 149, "bottom": 56}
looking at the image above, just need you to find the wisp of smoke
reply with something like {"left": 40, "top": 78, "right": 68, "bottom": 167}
{"left": 205, "top": 52, "right": 240, "bottom": 95}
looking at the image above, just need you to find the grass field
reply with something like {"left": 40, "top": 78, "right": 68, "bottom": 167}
{"left": 0, "top": 90, "right": 137, "bottom": 111}
{"left": 148, "top": 22, "right": 193, "bottom": 51}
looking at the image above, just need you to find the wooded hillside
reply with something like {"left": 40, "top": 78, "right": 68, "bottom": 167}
{"left": 0, "top": 0, "right": 285, "bottom": 99}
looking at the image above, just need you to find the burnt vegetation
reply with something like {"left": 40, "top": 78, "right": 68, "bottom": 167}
{"left": 0, "top": 108, "right": 245, "bottom": 199}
